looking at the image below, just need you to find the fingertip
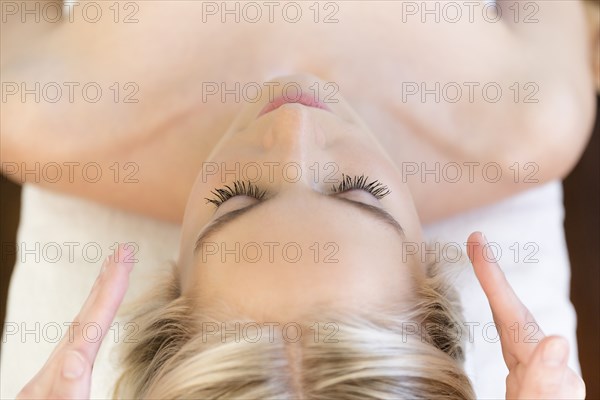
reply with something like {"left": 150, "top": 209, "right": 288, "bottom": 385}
{"left": 97, "top": 255, "right": 111, "bottom": 278}
{"left": 479, "top": 231, "right": 488, "bottom": 244}
{"left": 466, "top": 231, "right": 484, "bottom": 263}
{"left": 467, "top": 231, "right": 481, "bottom": 244}
{"left": 116, "top": 243, "right": 136, "bottom": 273}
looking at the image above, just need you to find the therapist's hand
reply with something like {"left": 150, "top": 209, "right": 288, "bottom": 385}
{"left": 467, "top": 232, "right": 586, "bottom": 400}
{"left": 16, "top": 244, "right": 135, "bottom": 400}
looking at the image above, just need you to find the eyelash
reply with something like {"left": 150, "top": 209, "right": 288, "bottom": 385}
{"left": 205, "top": 174, "right": 391, "bottom": 207}
{"left": 331, "top": 174, "right": 391, "bottom": 199}
{"left": 205, "top": 180, "right": 267, "bottom": 207}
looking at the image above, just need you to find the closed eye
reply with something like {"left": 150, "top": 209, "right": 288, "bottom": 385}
{"left": 205, "top": 174, "right": 390, "bottom": 208}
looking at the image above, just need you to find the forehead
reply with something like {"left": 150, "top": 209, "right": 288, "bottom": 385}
{"left": 194, "top": 191, "right": 406, "bottom": 263}
{"left": 187, "top": 195, "right": 419, "bottom": 321}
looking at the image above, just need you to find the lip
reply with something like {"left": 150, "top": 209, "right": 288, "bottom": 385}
{"left": 257, "top": 93, "right": 332, "bottom": 118}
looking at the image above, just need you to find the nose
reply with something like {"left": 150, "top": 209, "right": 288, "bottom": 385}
{"left": 262, "top": 104, "right": 327, "bottom": 159}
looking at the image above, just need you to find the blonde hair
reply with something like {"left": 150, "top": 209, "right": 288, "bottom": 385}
{"left": 113, "top": 259, "right": 475, "bottom": 399}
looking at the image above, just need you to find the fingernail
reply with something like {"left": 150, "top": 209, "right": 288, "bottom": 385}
{"left": 117, "top": 244, "right": 135, "bottom": 272}
{"left": 481, "top": 232, "right": 488, "bottom": 244}
{"left": 62, "top": 350, "right": 86, "bottom": 379}
{"left": 100, "top": 256, "right": 111, "bottom": 275}
{"left": 543, "top": 338, "right": 568, "bottom": 366}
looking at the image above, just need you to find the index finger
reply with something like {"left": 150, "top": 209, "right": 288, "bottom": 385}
{"left": 63, "top": 243, "right": 135, "bottom": 364}
{"left": 466, "top": 231, "right": 544, "bottom": 367}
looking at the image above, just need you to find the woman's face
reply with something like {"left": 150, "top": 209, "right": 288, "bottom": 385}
{"left": 178, "top": 74, "right": 425, "bottom": 322}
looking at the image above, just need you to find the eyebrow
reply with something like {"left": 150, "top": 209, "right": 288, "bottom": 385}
{"left": 194, "top": 195, "right": 405, "bottom": 253}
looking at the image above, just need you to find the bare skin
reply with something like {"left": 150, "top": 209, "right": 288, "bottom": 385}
{"left": 1, "top": 1, "right": 595, "bottom": 223}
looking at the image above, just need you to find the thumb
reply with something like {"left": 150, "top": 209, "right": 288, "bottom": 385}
{"left": 517, "top": 336, "right": 571, "bottom": 399}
